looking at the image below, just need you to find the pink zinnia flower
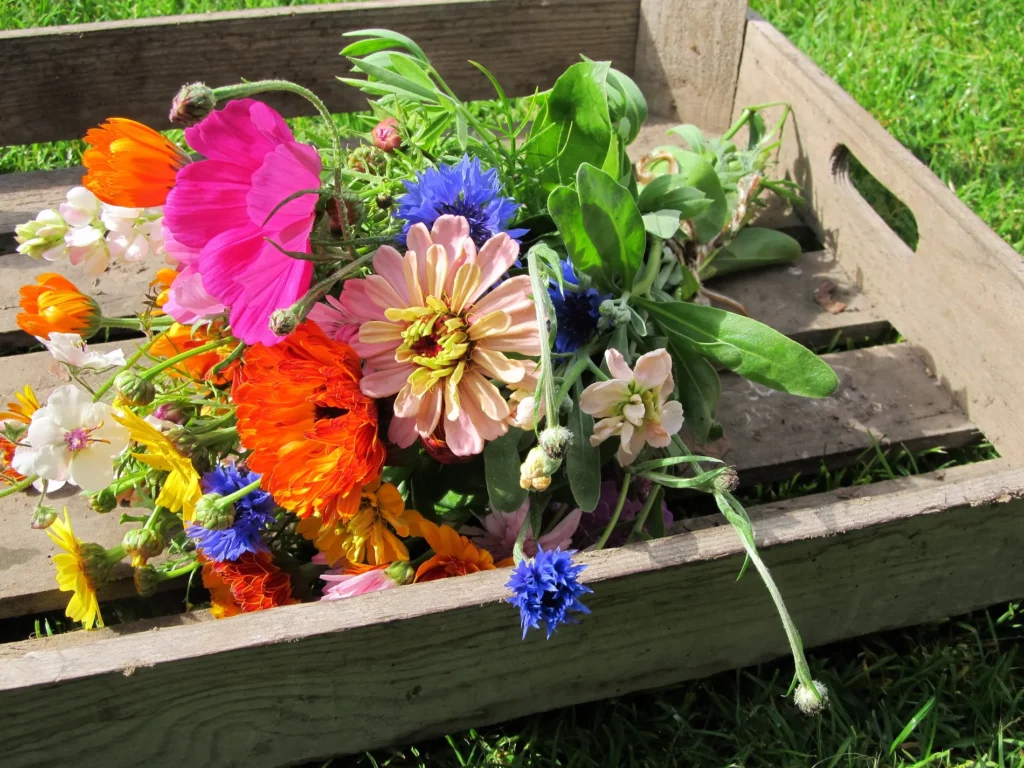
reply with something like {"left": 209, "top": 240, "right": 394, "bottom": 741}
{"left": 580, "top": 348, "right": 685, "bottom": 466}
{"left": 340, "top": 215, "right": 540, "bottom": 457}
{"left": 462, "top": 500, "right": 582, "bottom": 563}
{"left": 163, "top": 99, "right": 321, "bottom": 345}
{"left": 307, "top": 295, "right": 359, "bottom": 345}
{"left": 320, "top": 561, "right": 412, "bottom": 600}
{"left": 161, "top": 222, "right": 226, "bottom": 324}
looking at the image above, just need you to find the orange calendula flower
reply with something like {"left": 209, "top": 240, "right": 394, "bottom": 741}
{"left": 0, "top": 385, "right": 40, "bottom": 485}
{"left": 150, "top": 267, "right": 178, "bottom": 315}
{"left": 201, "top": 553, "right": 297, "bottom": 617}
{"left": 234, "top": 321, "right": 385, "bottom": 527}
{"left": 83, "top": 118, "right": 187, "bottom": 207}
{"left": 414, "top": 516, "right": 496, "bottom": 583}
{"left": 17, "top": 273, "right": 101, "bottom": 340}
{"left": 149, "top": 322, "right": 236, "bottom": 385}
{"left": 300, "top": 478, "right": 421, "bottom": 566}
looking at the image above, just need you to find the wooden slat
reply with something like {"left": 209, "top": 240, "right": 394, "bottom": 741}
{"left": 2, "top": 464, "right": 1023, "bottom": 766}
{"left": 732, "top": 13, "right": 1024, "bottom": 464}
{"left": 632, "top": 0, "right": 747, "bottom": 133}
{"left": 0, "top": 0, "right": 641, "bottom": 147}
{"left": 0, "top": 340, "right": 976, "bottom": 618}
{"left": 0, "top": 168, "right": 82, "bottom": 252}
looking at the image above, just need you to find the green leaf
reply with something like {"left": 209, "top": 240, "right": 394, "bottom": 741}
{"left": 455, "top": 111, "right": 468, "bottom": 150}
{"left": 389, "top": 52, "right": 437, "bottom": 92}
{"left": 677, "top": 263, "right": 701, "bottom": 301}
{"left": 667, "top": 338, "right": 721, "bottom": 443}
{"left": 701, "top": 227, "right": 802, "bottom": 279}
{"left": 639, "top": 297, "right": 840, "bottom": 398}
{"left": 567, "top": 380, "right": 601, "bottom": 512}
{"left": 642, "top": 209, "right": 681, "bottom": 239}
{"left": 349, "top": 57, "right": 438, "bottom": 102}
{"left": 637, "top": 175, "right": 711, "bottom": 218}
{"left": 576, "top": 163, "right": 647, "bottom": 290}
{"left": 668, "top": 123, "right": 707, "bottom": 154}
{"left": 341, "top": 29, "right": 428, "bottom": 62}
{"left": 605, "top": 67, "right": 648, "bottom": 146}
{"left": 469, "top": 60, "right": 510, "bottom": 110}
{"left": 548, "top": 186, "right": 608, "bottom": 291}
{"left": 528, "top": 61, "right": 618, "bottom": 187}
{"left": 654, "top": 147, "right": 728, "bottom": 242}
{"left": 484, "top": 428, "right": 529, "bottom": 513}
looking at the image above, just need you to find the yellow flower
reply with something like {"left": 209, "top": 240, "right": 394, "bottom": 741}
{"left": 298, "top": 478, "right": 420, "bottom": 566}
{"left": 47, "top": 509, "right": 103, "bottom": 629}
{"left": 0, "top": 384, "right": 40, "bottom": 423}
{"left": 113, "top": 408, "right": 201, "bottom": 521}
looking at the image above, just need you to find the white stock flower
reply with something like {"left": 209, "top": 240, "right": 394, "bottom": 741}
{"left": 15, "top": 209, "right": 69, "bottom": 261}
{"left": 38, "top": 333, "right": 126, "bottom": 371}
{"left": 12, "top": 385, "right": 129, "bottom": 492}
{"left": 104, "top": 206, "right": 165, "bottom": 264}
{"left": 60, "top": 187, "right": 101, "bottom": 228}
{"left": 579, "top": 348, "right": 685, "bottom": 466}
{"left": 66, "top": 224, "right": 110, "bottom": 276}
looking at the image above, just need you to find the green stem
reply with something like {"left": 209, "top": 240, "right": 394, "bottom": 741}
{"left": 632, "top": 237, "right": 664, "bottom": 297}
{"left": 585, "top": 358, "right": 610, "bottom": 382}
{"left": 410, "top": 549, "right": 435, "bottom": 568}
{"left": 93, "top": 338, "right": 156, "bottom": 402}
{"left": 591, "top": 472, "right": 632, "bottom": 551}
{"left": 139, "top": 337, "right": 238, "bottom": 381}
{"left": 100, "top": 315, "right": 174, "bottom": 331}
{"left": 628, "top": 484, "right": 664, "bottom": 543}
{"left": 0, "top": 474, "right": 38, "bottom": 499}
{"left": 216, "top": 478, "right": 260, "bottom": 510}
{"left": 526, "top": 247, "right": 559, "bottom": 431}
{"left": 213, "top": 80, "right": 343, "bottom": 190}
{"left": 552, "top": 343, "right": 597, "bottom": 408}
{"left": 159, "top": 560, "right": 202, "bottom": 581}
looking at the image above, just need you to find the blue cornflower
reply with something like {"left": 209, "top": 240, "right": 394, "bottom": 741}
{"left": 396, "top": 155, "right": 527, "bottom": 248}
{"left": 505, "top": 548, "right": 592, "bottom": 639}
{"left": 186, "top": 465, "right": 277, "bottom": 562}
{"left": 548, "top": 260, "right": 608, "bottom": 353}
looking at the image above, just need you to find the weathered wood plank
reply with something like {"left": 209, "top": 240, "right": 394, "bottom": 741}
{"left": 0, "top": 168, "right": 82, "bottom": 252}
{"left": 0, "top": 341, "right": 975, "bottom": 618}
{"left": 0, "top": 0, "right": 641, "bottom": 147}
{"left": 632, "top": 0, "right": 747, "bottom": 132}
{"left": 733, "top": 13, "right": 1024, "bottom": 463}
{"left": 2, "top": 465, "right": 1022, "bottom": 767}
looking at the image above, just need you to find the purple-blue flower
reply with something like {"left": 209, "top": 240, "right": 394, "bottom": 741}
{"left": 186, "top": 465, "right": 277, "bottom": 562}
{"left": 549, "top": 259, "right": 609, "bottom": 353}
{"left": 396, "top": 155, "right": 527, "bottom": 248}
{"left": 505, "top": 548, "right": 591, "bottom": 639}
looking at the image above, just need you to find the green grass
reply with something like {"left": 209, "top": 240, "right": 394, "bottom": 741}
{"left": 4, "top": 1, "right": 1024, "bottom": 765}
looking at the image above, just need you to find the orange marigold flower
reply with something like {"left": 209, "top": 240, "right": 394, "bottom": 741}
{"left": 414, "top": 516, "right": 496, "bottom": 583}
{"left": 150, "top": 322, "right": 236, "bottom": 385}
{"left": 17, "top": 273, "right": 101, "bottom": 340}
{"left": 0, "top": 385, "right": 40, "bottom": 485}
{"left": 234, "top": 321, "right": 385, "bottom": 525}
{"left": 201, "top": 553, "right": 296, "bottom": 617}
{"left": 82, "top": 118, "right": 187, "bottom": 207}
{"left": 150, "top": 267, "right": 178, "bottom": 315}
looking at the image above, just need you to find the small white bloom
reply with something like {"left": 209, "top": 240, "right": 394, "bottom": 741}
{"left": 103, "top": 206, "right": 165, "bottom": 264}
{"left": 66, "top": 224, "right": 110, "bottom": 276}
{"left": 11, "top": 385, "right": 129, "bottom": 492}
{"left": 793, "top": 680, "right": 829, "bottom": 716}
{"left": 38, "top": 333, "right": 126, "bottom": 371}
{"left": 60, "top": 187, "right": 101, "bottom": 228}
{"left": 15, "top": 209, "right": 69, "bottom": 261}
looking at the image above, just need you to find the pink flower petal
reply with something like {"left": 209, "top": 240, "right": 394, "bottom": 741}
{"left": 633, "top": 349, "right": 673, "bottom": 391}
{"left": 605, "top": 348, "right": 634, "bottom": 381}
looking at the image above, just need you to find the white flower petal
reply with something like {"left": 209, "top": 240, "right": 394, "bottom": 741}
{"left": 69, "top": 446, "right": 117, "bottom": 491}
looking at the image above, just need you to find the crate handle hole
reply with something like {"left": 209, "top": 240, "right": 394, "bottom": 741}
{"left": 830, "top": 144, "right": 919, "bottom": 252}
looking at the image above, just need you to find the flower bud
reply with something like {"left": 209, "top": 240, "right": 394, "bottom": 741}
{"left": 15, "top": 209, "right": 68, "bottom": 261}
{"left": 793, "top": 680, "right": 829, "bottom": 716}
{"left": 122, "top": 527, "right": 164, "bottom": 568}
{"left": 134, "top": 565, "right": 160, "bottom": 598}
{"left": 169, "top": 82, "right": 216, "bottom": 126}
{"left": 326, "top": 194, "right": 363, "bottom": 235}
{"left": 88, "top": 488, "right": 118, "bottom": 514}
{"left": 599, "top": 299, "right": 632, "bottom": 327}
{"left": 519, "top": 445, "right": 561, "bottom": 491}
{"left": 347, "top": 145, "right": 385, "bottom": 175}
{"left": 80, "top": 542, "right": 116, "bottom": 586}
{"left": 712, "top": 468, "right": 740, "bottom": 494}
{"left": 375, "top": 192, "right": 393, "bottom": 210}
{"left": 372, "top": 117, "right": 402, "bottom": 152}
{"left": 152, "top": 403, "right": 187, "bottom": 424}
{"left": 539, "top": 426, "right": 573, "bottom": 461}
{"left": 195, "top": 493, "right": 235, "bottom": 530}
{"left": 30, "top": 504, "right": 59, "bottom": 530}
{"left": 269, "top": 308, "right": 299, "bottom": 337}
{"left": 114, "top": 370, "right": 156, "bottom": 406}
{"left": 384, "top": 560, "right": 414, "bottom": 586}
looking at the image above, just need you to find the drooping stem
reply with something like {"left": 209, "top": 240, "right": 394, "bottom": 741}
{"left": 526, "top": 246, "right": 558, "bottom": 431}
{"left": 159, "top": 560, "right": 202, "bottom": 581}
{"left": 591, "top": 472, "right": 632, "bottom": 551}
{"left": 627, "top": 484, "right": 663, "bottom": 543}
{"left": 138, "top": 337, "right": 238, "bottom": 381}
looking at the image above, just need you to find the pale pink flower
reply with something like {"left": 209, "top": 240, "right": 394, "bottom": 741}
{"left": 164, "top": 99, "right": 321, "bottom": 345}
{"left": 320, "top": 561, "right": 412, "bottom": 600}
{"left": 38, "top": 332, "right": 125, "bottom": 370}
{"left": 580, "top": 348, "right": 685, "bottom": 466}
{"left": 161, "top": 223, "right": 226, "bottom": 324}
{"left": 462, "top": 500, "right": 582, "bottom": 562}
{"left": 340, "top": 215, "right": 540, "bottom": 457}
{"left": 307, "top": 295, "right": 360, "bottom": 345}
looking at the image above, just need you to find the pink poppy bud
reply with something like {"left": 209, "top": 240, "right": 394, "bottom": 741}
{"left": 372, "top": 117, "right": 402, "bottom": 152}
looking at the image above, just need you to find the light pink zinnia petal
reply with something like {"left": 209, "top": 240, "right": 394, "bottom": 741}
{"left": 471, "top": 347, "right": 525, "bottom": 384}
{"left": 361, "top": 364, "right": 415, "bottom": 398}
{"left": 467, "top": 233, "right": 519, "bottom": 304}
{"left": 605, "top": 348, "right": 634, "bottom": 381}
{"left": 372, "top": 246, "right": 410, "bottom": 303}
{"left": 444, "top": 401, "right": 486, "bottom": 457}
{"left": 416, "top": 386, "right": 443, "bottom": 438}
{"left": 633, "top": 349, "right": 673, "bottom": 391}
{"left": 538, "top": 508, "right": 583, "bottom": 552}
{"left": 307, "top": 295, "right": 359, "bottom": 344}
{"left": 467, "top": 275, "right": 533, "bottom": 320}
{"left": 430, "top": 215, "right": 473, "bottom": 275}
{"left": 320, "top": 568, "right": 394, "bottom": 600}
{"left": 388, "top": 413, "right": 419, "bottom": 448}
{"left": 339, "top": 280, "right": 389, "bottom": 322}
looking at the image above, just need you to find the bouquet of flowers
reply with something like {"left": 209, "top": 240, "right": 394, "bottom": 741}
{"left": 4, "top": 30, "right": 835, "bottom": 714}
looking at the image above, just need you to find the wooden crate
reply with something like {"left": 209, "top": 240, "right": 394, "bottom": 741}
{"left": 2, "top": 1, "right": 1023, "bottom": 765}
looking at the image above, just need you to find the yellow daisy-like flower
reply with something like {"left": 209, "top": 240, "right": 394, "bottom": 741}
{"left": 298, "top": 478, "right": 420, "bottom": 566}
{"left": 47, "top": 508, "right": 104, "bottom": 629}
{"left": 113, "top": 407, "right": 201, "bottom": 521}
{"left": 0, "top": 384, "right": 40, "bottom": 423}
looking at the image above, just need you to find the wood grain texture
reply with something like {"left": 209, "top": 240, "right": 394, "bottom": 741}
{"left": 0, "top": 0, "right": 641, "bottom": 146}
{"left": 3, "top": 465, "right": 1023, "bottom": 767}
{"left": 632, "top": 0, "right": 747, "bottom": 131}
{"left": 0, "top": 340, "right": 975, "bottom": 618}
{"left": 733, "top": 13, "right": 1024, "bottom": 463}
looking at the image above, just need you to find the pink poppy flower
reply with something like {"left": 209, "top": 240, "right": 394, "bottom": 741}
{"left": 339, "top": 215, "right": 540, "bottom": 457}
{"left": 163, "top": 99, "right": 321, "bottom": 345}
{"left": 462, "top": 500, "right": 582, "bottom": 562}
{"left": 580, "top": 348, "right": 685, "bottom": 466}
{"left": 161, "top": 222, "right": 226, "bottom": 324}
{"left": 307, "top": 295, "right": 359, "bottom": 345}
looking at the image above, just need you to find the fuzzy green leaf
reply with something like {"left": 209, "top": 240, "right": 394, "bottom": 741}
{"left": 667, "top": 338, "right": 722, "bottom": 443}
{"left": 701, "top": 227, "right": 802, "bottom": 279}
{"left": 567, "top": 380, "right": 601, "bottom": 512}
{"left": 642, "top": 209, "right": 682, "bottom": 239}
{"left": 484, "top": 428, "right": 529, "bottom": 513}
